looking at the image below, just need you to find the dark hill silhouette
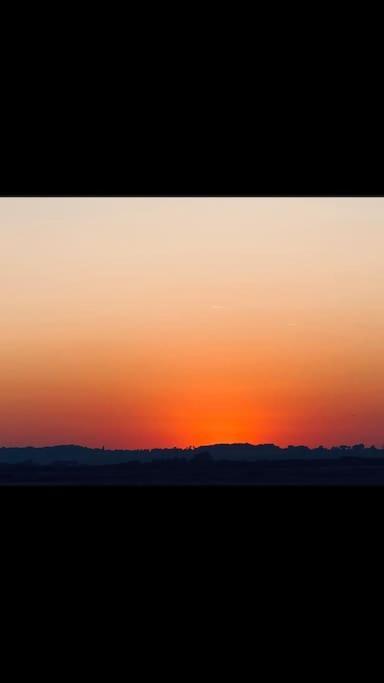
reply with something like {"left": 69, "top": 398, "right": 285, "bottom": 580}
{"left": 0, "top": 442, "right": 384, "bottom": 484}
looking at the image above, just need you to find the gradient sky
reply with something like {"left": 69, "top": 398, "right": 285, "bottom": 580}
{"left": 1, "top": 197, "right": 384, "bottom": 448}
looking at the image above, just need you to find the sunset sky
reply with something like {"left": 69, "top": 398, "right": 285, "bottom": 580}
{"left": 1, "top": 197, "right": 384, "bottom": 448}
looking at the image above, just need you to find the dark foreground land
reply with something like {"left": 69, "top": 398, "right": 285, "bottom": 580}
{"left": 2, "top": 451, "right": 384, "bottom": 485}
{"left": 2, "top": 444, "right": 384, "bottom": 484}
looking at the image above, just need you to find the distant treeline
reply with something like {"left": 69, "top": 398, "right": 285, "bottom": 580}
{"left": 0, "top": 442, "right": 382, "bottom": 465}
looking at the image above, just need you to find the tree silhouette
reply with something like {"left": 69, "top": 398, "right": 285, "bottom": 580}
{"left": 192, "top": 450, "right": 212, "bottom": 465}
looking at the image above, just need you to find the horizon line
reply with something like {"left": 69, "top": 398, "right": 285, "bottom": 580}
{"left": 0, "top": 441, "right": 381, "bottom": 452}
